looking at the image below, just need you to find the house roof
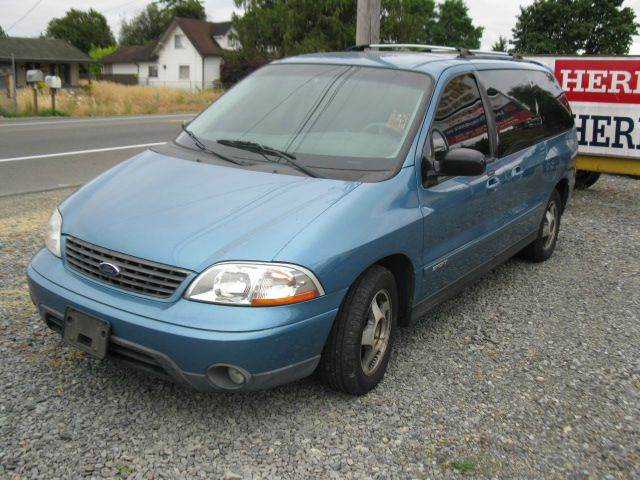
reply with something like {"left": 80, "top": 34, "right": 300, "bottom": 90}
{"left": 211, "top": 21, "right": 233, "bottom": 37}
{"left": 155, "top": 18, "right": 225, "bottom": 57}
{"left": 101, "top": 44, "right": 157, "bottom": 64}
{"left": 0, "top": 37, "right": 93, "bottom": 63}
{"left": 100, "top": 18, "right": 229, "bottom": 65}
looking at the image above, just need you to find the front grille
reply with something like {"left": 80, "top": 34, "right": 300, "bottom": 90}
{"left": 65, "top": 236, "right": 190, "bottom": 299}
{"left": 108, "top": 340, "right": 170, "bottom": 379}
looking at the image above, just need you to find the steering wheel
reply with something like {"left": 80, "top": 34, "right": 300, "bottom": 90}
{"left": 363, "top": 122, "right": 402, "bottom": 137}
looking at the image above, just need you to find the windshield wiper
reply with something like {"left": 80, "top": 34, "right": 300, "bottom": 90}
{"left": 180, "top": 125, "right": 245, "bottom": 166}
{"left": 216, "top": 139, "right": 317, "bottom": 178}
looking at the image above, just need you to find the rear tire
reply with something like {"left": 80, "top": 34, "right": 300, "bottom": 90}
{"left": 319, "top": 265, "right": 398, "bottom": 395}
{"left": 575, "top": 170, "right": 600, "bottom": 189}
{"left": 519, "top": 189, "right": 562, "bottom": 263}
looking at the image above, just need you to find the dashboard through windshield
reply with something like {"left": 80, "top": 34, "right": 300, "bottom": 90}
{"left": 181, "top": 63, "right": 434, "bottom": 181}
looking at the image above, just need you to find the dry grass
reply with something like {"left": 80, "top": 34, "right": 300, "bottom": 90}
{"left": 0, "top": 81, "right": 221, "bottom": 117}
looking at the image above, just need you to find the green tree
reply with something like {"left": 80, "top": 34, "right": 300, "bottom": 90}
{"left": 120, "top": 1, "right": 207, "bottom": 45}
{"left": 432, "top": 0, "right": 483, "bottom": 48}
{"left": 157, "top": 0, "right": 206, "bottom": 20}
{"left": 45, "top": 9, "right": 115, "bottom": 53}
{"left": 120, "top": 3, "right": 169, "bottom": 45}
{"left": 232, "top": 0, "right": 356, "bottom": 56}
{"left": 512, "top": 0, "right": 638, "bottom": 54}
{"left": 381, "top": 0, "right": 437, "bottom": 44}
{"left": 233, "top": 0, "right": 483, "bottom": 55}
{"left": 88, "top": 45, "right": 118, "bottom": 76}
{"left": 492, "top": 35, "right": 508, "bottom": 52}
{"left": 0, "top": 25, "right": 7, "bottom": 38}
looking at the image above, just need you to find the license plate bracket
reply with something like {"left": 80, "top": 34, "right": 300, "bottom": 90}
{"left": 63, "top": 309, "right": 111, "bottom": 359}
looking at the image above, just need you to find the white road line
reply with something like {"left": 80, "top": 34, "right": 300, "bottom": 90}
{"left": 0, "top": 113, "right": 195, "bottom": 128}
{"left": 0, "top": 142, "right": 166, "bottom": 163}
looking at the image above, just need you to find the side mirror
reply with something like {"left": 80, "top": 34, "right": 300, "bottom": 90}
{"left": 440, "top": 148, "right": 486, "bottom": 176}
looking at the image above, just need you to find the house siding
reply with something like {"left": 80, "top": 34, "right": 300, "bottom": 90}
{"left": 110, "top": 63, "right": 138, "bottom": 75}
{"left": 100, "top": 23, "right": 225, "bottom": 89}
{"left": 152, "top": 25, "right": 204, "bottom": 89}
{"left": 203, "top": 57, "right": 221, "bottom": 87}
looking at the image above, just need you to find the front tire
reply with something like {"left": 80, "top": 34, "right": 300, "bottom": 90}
{"left": 319, "top": 265, "right": 398, "bottom": 395}
{"left": 575, "top": 170, "right": 600, "bottom": 189}
{"left": 519, "top": 189, "right": 562, "bottom": 262}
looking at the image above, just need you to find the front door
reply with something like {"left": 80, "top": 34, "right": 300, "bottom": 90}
{"left": 416, "top": 72, "right": 508, "bottom": 301}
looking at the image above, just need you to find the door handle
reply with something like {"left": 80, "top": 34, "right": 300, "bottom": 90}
{"left": 512, "top": 166, "right": 523, "bottom": 177}
{"left": 486, "top": 176, "right": 500, "bottom": 190}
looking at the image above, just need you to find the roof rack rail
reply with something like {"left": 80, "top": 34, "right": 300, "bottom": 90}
{"left": 468, "top": 49, "right": 510, "bottom": 56}
{"left": 465, "top": 49, "right": 523, "bottom": 60}
{"left": 347, "top": 43, "right": 469, "bottom": 55}
{"left": 346, "top": 43, "right": 524, "bottom": 61}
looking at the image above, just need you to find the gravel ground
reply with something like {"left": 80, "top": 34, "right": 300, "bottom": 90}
{"left": 0, "top": 175, "right": 638, "bottom": 479}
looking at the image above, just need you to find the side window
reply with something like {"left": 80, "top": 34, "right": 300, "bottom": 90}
{"left": 534, "top": 71, "right": 574, "bottom": 137}
{"left": 478, "top": 70, "right": 545, "bottom": 157}
{"left": 426, "top": 74, "right": 490, "bottom": 182}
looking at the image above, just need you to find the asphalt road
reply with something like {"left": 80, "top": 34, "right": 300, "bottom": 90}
{"left": 0, "top": 113, "right": 195, "bottom": 197}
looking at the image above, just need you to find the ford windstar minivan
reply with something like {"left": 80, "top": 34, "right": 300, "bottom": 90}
{"left": 27, "top": 45, "right": 577, "bottom": 395}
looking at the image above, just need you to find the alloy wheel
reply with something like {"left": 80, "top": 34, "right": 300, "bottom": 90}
{"left": 542, "top": 200, "right": 558, "bottom": 249}
{"left": 361, "top": 289, "right": 392, "bottom": 376}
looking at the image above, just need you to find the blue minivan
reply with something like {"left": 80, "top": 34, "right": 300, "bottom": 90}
{"left": 27, "top": 45, "right": 577, "bottom": 395}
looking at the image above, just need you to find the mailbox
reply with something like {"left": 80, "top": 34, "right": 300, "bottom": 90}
{"left": 45, "top": 75, "right": 62, "bottom": 89}
{"left": 26, "top": 69, "right": 44, "bottom": 83}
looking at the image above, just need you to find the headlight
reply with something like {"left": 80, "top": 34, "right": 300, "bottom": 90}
{"left": 45, "top": 208, "right": 62, "bottom": 257}
{"left": 184, "top": 262, "right": 324, "bottom": 306}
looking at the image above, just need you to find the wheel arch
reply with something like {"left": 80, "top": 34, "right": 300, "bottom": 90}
{"left": 374, "top": 254, "right": 415, "bottom": 327}
{"left": 555, "top": 177, "right": 570, "bottom": 213}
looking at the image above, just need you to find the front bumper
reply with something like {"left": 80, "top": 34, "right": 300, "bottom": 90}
{"left": 27, "top": 249, "right": 343, "bottom": 391}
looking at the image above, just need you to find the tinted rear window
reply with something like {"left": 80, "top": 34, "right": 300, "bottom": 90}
{"left": 478, "top": 69, "right": 574, "bottom": 157}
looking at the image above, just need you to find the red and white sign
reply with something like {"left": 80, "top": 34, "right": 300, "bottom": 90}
{"left": 554, "top": 59, "right": 640, "bottom": 104}
{"left": 529, "top": 56, "right": 640, "bottom": 160}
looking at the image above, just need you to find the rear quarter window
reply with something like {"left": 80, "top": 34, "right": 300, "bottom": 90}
{"left": 535, "top": 70, "right": 575, "bottom": 137}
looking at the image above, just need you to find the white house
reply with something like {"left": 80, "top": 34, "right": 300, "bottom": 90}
{"left": 102, "top": 18, "right": 239, "bottom": 89}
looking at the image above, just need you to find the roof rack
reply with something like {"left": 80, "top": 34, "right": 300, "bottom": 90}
{"left": 347, "top": 43, "right": 469, "bottom": 55}
{"left": 346, "top": 43, "right": 523, "bottom": 60}
{"left": 467, "top": 49, "right": 523, "bottom": 60}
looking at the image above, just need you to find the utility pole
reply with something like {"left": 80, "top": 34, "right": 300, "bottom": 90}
{"left": 356, "top": 0, "right": 381, "bottom": 46}
{"left": 11, "top": 53, "right": 18, "bottom": 113}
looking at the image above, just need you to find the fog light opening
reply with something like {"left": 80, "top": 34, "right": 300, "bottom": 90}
{"left": 206, "top": 364, "right": 252, "bottom": 390}
{"left": 227, "top": 366, "right": 246, "bottom": 385}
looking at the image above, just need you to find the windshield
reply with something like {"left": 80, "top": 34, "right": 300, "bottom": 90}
{"left": 184, "top": 64, "right": 433, "bottom": 181}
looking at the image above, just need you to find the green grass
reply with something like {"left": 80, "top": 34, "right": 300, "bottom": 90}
{"left": 115, "top": 464, "right": 133, "bottom": 476}
{"left": 447, "top": 458, "right": 476, "bottom": 473}
{"left": 0, "top": 107, "right": 69, "bottom": 117}
{"left": 36, "top": 108, "right": 69, "bottom": 117}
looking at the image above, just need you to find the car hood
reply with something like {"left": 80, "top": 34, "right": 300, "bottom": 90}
{"left": 60, "top": 149, "right": 359, "bottom": 272}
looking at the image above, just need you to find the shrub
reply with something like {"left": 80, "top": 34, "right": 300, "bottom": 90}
{"left": 221, "top": 51, "right": 270, "bottom": 87}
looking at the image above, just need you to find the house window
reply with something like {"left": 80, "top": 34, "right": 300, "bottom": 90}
{"left": 179, "top": 65, "right": 190, "bottom": 80}
{"left": 148, "top": 65, "right": 158, "bottom": 78}
{"left": 174, "top": 34, "right": 184, "bottom": 49}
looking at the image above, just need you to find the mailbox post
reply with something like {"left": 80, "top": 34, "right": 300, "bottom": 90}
{"left": 26, "top": 69, "right": 43, "bottom": 114}
{"left": 45, "top": 75, "right": 62, "bottom": 114}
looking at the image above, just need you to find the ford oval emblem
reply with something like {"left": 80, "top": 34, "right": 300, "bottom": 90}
{"left": 98, "top": 262, "right": 120, "bottom": 277}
